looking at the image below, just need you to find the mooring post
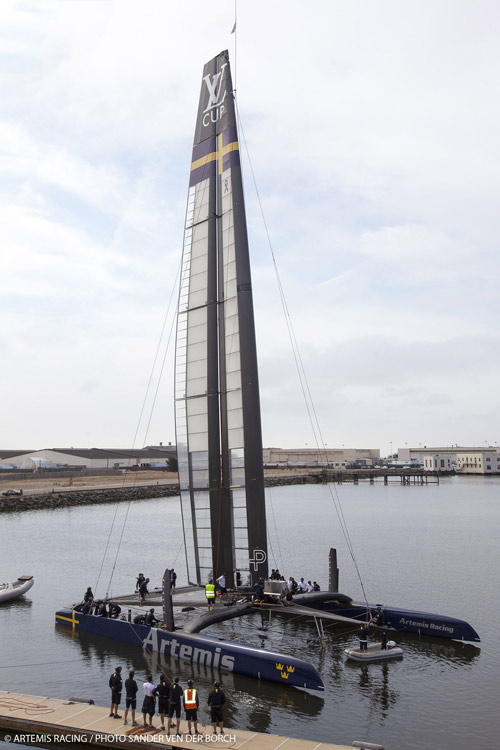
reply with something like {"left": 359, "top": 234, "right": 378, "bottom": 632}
{"left": 329, "top": 548, "right": 339, "bottom": 592}
{"left": 162, "top": 568, "right": 174, "bottom": 631}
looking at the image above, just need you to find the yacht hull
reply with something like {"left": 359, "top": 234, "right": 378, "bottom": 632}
{"left": 55, "top": 608, "right": 324, "bottom": 691}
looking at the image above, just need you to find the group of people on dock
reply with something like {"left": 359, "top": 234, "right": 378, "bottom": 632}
{"left": 109, "top": 667, "right": 226, "bottom": 736}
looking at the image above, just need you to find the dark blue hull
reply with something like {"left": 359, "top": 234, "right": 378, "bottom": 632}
{"left": 295, "top": 593, "right": 480, "bottom": 642}
{"left": 55, "top": 608, "right": 324, "bottom": 691}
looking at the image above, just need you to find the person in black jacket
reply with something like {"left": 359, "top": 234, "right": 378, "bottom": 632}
{"left": 167, "top": 677, "right": 183, "bottom": 736}
{"left": 139, "top": 578, "right": 150, "bottom": 605}
{"left": 109, "top": 666, "right": 122, "bottom": 718}
{"left": 145, "top": 608, "right": 159, "bottom": 626}
{"left": 83, "top": 587, "right": 93, "bottom": 603}
{"left": 153, "top": 673, "right": 171, "bottom": 731}
{"left": 208, "top": 681, "right": 226, "bottom": 735}
{"left": 123, "top": 669, "right": 138, "bottom": 726}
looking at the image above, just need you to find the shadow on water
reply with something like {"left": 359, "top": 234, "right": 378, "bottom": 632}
{"left": 0, "top": 598, "right": 33, "bottom": 610}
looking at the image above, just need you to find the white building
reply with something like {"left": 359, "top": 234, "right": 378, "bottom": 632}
{"left": 398, "top": 446, "right": 500, "bottom": 474}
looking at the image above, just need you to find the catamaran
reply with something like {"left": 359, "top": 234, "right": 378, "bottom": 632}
{"left": 55, "top": 50, "right": 479, "bottom": 692}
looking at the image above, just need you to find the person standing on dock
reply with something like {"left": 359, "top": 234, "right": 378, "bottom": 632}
{"left": 170, "top": 569, "right": 177, "bottom": 590}
{"left": 208, "top": 681, "right": 226, "bottom": 735}
{"left": 153, "top": 672, "right": 171, "bottom": 731}
{"left": 168, "top": 677, "right": 183, "bottom": 737}
{"left": 136, "top": 573, "right": 145, "bottom": 592}
{"left": 141, "top": 674, "right": 156, "bottom": 730}
{"left": 183, "top": 679, "right": 199, "bottom": 735}
{"left": 109, "top": 666, "right": 122, "bottom": 719}
{"left": 205, "top": 579, "right": 216, "bottom": 611}
{"left": 123, "top": 669, "right": 138, "bottom": 726}
{"left": 358, "top": 624, "right": 368, "bottom": 651}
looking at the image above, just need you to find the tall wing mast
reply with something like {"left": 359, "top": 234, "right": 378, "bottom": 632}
{"left": 175, "top": 51, "right": 268, "bottom": 588}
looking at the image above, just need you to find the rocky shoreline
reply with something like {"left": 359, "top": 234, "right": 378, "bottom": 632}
{"left": 0, "top": 474, "right": 324, "bottom": 514}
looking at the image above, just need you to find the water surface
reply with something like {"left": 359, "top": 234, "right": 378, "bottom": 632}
{"left": 0, "top": 476, "right": 498, "bottom": 749}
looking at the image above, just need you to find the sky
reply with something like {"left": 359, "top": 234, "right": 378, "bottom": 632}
{"left": 1, "top": 0, "right": 499, "bottom": 455}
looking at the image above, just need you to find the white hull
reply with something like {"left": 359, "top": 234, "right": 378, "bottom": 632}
{"left": 345, "top": 643, "right": 403, "bottom": 662}
{"left": 0, "top": 576, "right": 34, "bottom": 603}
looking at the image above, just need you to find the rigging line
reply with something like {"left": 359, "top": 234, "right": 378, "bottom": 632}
{"left": 266, "top": 527, "right": 278, "bottom": 569}
{"left": 267, "top": 488, "right": 285, "bottom": 574}
{"left": 235, "top": 106, "right": 369, "bottom": 605}
{"left": 104, "top": 256, "right": 182, "bottom": 596}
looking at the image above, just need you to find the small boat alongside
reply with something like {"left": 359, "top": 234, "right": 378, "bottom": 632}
{"left": 0, "top": 575, "right": 34, "bottom": 604}
{"left": 345, "top": 641, "right": 403, "bottom": 662}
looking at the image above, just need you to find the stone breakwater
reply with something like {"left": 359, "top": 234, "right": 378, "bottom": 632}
{"left": 0, "top": 474, "right": 321, "bottom": 514}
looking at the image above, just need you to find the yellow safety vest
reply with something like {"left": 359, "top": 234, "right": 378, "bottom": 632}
{"left": 205, "top": 584, "right": 215, "bottom": 599}
{"left": 184, "top": 688, "right": 198, "bottom": 709}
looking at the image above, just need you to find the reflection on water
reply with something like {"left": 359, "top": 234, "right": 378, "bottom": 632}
{"left": 54, "top": 624, "right": 324, "bottom": 733}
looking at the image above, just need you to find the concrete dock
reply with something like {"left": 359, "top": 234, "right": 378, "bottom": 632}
{"left": 0, "top": 691, "right": 353, "bottom": 749}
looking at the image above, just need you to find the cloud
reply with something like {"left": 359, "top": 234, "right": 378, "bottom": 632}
{"left": 0, "top": 1, "right": 499, "bottom": 452}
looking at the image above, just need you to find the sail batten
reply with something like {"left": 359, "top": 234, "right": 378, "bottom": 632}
{"left": 175, "top": 51, "right": 268, "bottom": 589}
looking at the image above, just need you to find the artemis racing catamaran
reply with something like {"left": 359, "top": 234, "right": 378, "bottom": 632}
{"left": 55, "top": 51, "right": 479, "bottom": 691}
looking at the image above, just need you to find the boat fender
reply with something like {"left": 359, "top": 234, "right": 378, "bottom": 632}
{"left": 387, "top": 640, "right": 396, "bottom": 649}
{"left": 68, "top": 697, "right": 94, "bottom": 705}
{"left": 352, "top": 742, "right": 385, "bottom": 750}
{"left": 182, "top": 606, "right": 195, "bottom": 612}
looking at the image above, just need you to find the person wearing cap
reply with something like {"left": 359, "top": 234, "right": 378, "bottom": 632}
{"left": 108, "top": 666, "right": 122, "bottom": 719}
{"left": 183, "top": 679, "right": 199, "bottom": 735}
{"left": 153, "top": 672, "right": 171, "bottom": 730}
{"left": 369, "top": 604, "right": 385, "bottom": 627}
{"left": 168, "top": 676, "right": 183, "bottom": 737}
{"left": 145, "top": 608, "right": 159, "bottom": 626}
{"left": 205, "top": 579, "right": 216, "bottom": 611}
{"left": 123, "top": 669, "right": 139, "bottom": 726}
{"left": 207, "top": 681, "right": 226, "bottom": 735}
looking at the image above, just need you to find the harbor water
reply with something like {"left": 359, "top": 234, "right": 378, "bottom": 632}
{"left": 0, "top": 475, "right": 499, "bottom": 749}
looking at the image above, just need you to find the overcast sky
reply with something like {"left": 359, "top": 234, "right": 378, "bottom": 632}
{"left": 1, "top": 0, "right": 499, "bottom": 455}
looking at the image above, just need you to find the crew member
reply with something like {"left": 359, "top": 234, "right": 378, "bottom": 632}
{"left": 139, "top": 578, "right": 150, "bottom": 605}
{"left": 136, "top": 573, "right": 145, "bottom": 592}
{"left": 358, "top": 624, "right": 368, "bottom": 651}
{"left": 145, "top": 608, "right": 159, "bottom": 626}
{"left": 83, "top": 587, "right": 93, "bottom": 603}
{"left": 141, "top": 674, "right": 156, "bottom": 730}
{"left": 183, "top": 679, "right": 199, "bottom": 735}
{"left": 168, "top": 677, "right": 183, "bottom": 736}
{"left": 109, "top": 666, "right": 122, "bottom": 719}
{"left": 153, "top": 673, "right": 171, "bottom": 731}
{"left": 170, "top": 569, "right": 177, "bottom": 590}
{"left": 369, "top": 605, "right": 385, "bottom": 627}
{"left": 216, "top": 574, "right": 227, "bottom": 599}
{"left": 123, "top": 669, "right": 138, "bottom": 726}
{"left": 208, "top": 680, "right": 226, "bottom": 735}
{"left": 205, "top": 579, "right": 216, "bottom": 611}
{"left": 109, "top": 602, "right": 121, "bottom": 619}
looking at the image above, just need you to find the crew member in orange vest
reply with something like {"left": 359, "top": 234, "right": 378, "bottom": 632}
{"left": 183, "top": 679, "right": 200, "bottom": 735}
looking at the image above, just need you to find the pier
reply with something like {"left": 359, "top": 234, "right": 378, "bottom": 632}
{"left": 0, "top": 691, "right": 356, "bottom": 749}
